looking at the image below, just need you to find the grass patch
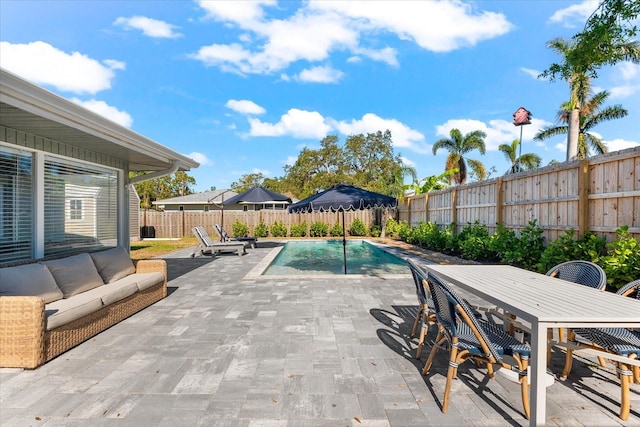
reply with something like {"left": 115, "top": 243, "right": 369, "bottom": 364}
{"left": 130, "top": 237, "right": 198, "bottom": 260}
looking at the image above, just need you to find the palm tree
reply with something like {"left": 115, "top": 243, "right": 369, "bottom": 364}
{"left": 541, "top": 36, "right": 639, "bottom": 160}
{"left": 432, "top": 129, "right": 487, "bottom": 185}
{"left": 499, "top": 139, "right": 542, "bottom": 174}
{"left": 534, "top": 89, "right": 627, "bottom": 159}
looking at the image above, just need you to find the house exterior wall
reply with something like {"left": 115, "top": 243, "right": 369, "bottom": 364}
{"left": 0, "top": 125, "right": 129, "bottom": 264}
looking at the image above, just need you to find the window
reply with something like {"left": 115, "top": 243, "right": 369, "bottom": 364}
{"left": 204, "top": 205, "right": 209, "bottom": 212}
{"left": 44, "top": 156, "right": 117, "bottom": 257}
{"left": 0, "top": 146, "right": 33, "bottom": 263}
{"left": 69, "top": 199, "right": 83, "bottom": 220}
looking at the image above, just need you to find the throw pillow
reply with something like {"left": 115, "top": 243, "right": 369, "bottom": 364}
{"left": 0, "top": 263, "right": 64, "bottom": 303}
{"left": 44, "top": 253, "right": 104, "bottom": 298}
{"left": 90, "top": 247, "right": 136, "bottom": 284}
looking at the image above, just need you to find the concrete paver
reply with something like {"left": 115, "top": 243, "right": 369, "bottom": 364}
{"left": 1, "top": 241, "right": 638, "bottom": 426}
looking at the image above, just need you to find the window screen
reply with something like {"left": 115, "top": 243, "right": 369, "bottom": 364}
{"left": 0, "top": 146, "right": 33, "bottom": 263}
{"left": 44, "top": 156, "right": 117, "bottom": 257}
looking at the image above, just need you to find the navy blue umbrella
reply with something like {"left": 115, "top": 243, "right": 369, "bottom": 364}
{"left": 222, "top": 186, "right": 292, "bottom": 205}
{"left": 288, "top": 183, "right": 397, "bottom": 274}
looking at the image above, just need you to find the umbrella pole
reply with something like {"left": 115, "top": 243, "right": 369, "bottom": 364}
{"left": 342, "top": 210, "right": 347, "bottom": 274}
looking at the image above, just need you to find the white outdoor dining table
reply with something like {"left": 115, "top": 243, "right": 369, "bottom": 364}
{"left": 425, "top": 264, "right": 640, "bottom": 427}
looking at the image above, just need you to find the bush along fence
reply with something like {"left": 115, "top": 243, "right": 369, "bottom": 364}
{"left": 385, "top": 217, "right": 639, "bottom": 291}
{"left": 398, "top": 146, "right": 640, "bottom": 244}
{"left": 139, "top": 209, "right": 386, "bottom": 240}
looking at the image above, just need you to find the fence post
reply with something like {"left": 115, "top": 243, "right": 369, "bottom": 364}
{"left": 424, "top": 193, "right": 429, "bottom": 223}
{"left": 496, "top": 177, "right": 503, "bottom": 226}
{"left": 451, "top": 188, "right": 458, "bottom": 233}
{"left": 578, "top": 159, "right": 590, "bottom": 236}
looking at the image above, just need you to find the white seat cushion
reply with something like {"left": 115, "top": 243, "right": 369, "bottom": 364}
{"left": 133, "top": 272, "right": 165, "bottom": 291}
{"left": 45, "top": 292, "right": 104, "bottom": 330}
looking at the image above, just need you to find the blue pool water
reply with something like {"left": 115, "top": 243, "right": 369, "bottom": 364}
{"left": 263, "top": 240, "right": 408, "bottom": 275}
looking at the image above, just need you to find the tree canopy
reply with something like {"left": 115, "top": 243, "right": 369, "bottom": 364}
{"left": 432, "top": 128, "right": 487, "bottom": 185}
{"left": 131, "top": 171, "right": 196, "bottom": 209}
{"left": 231, "top": 130, "right": 411, "bottom": 200}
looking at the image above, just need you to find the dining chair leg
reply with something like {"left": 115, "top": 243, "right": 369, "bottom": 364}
{"left": 416, "top": 323, "right": 427, "bottom": 359}
{"left": 520, "top": 371, "right": 530, "bottom": 420}
{"left": 619, "top": 362, "right": 632, "bottom": 421}
{"left": 411, "top": 306, "right": 422, "bottom": 339}
{"left": 422, "top": 330, "right": 445, "bottom": 374}
{"left": 442, "top": 345, "right": 460, "bottom": 414}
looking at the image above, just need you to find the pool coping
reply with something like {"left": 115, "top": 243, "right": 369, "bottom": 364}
{"left": 244, "top": 239, "right": 414, "bottom": 280}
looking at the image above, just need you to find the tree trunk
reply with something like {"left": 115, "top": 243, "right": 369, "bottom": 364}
{"left": 566, "top": 108, "right": 580, "bottom": 161}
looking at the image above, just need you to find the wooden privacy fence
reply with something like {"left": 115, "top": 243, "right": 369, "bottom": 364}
{"left": 398, "top": 146, "right": 640, "bottom": 243}
{"left": 139, "top": 208, "right": 381, "bottom": 239}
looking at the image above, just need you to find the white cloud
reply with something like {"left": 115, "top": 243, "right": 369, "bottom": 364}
{"left": 435, "top": 117, "right": 552, "bottom": 151}
{"left": 311, "top": 1, "right": 513, "bottom": 52}
{"left": 609, "top": 62, "right": 640, "bottom": 99}
{"left": 0, "top": 41, "right": 122, "bottom": 94}
{"left": 555, "top": 142, "right": 567, "bottom": 152}
{"left": 188, "top": 152, "right": 211, "bottom": 166}
{"left": 248, "top": 108, "right": 332, "bottom": 139}
{"left": 400, "top": 156, "right": 416, "bottom": 168}
{"left": 294, "top": 65, "right": 344, "bottom": 83}
{"left": 114, "top": 16, "right": 182, "bottom": 38}
{"left": 332, "top": 113, "right": 428, "bottom": 154}
{"left": 284, "top": 155, "right": 298, "bottom": 166}
{"left": 226, "top": 99, "right": 266, "bottom": 115}
{"left": 191, "top": 1, "right": 512, "bottom": 75}
{"left": 549, "top": 0, "right": 598, "bottom": 27}
{"left": 605, "top": 138, "right": 640, "bottom": 152}
{"left": 70, "top": 98, "right": 133, "bottom": 128}
{"left": 521, "top": 67, "right": 543, "bottom": 79}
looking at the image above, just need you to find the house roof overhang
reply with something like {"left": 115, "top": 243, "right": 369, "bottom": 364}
{"left": 0, "top": 68, "right": 199, "bottom": 172}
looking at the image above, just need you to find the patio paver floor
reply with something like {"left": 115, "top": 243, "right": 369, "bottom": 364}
{"left": 1, "top": 240, "right": 638, "bottom": 426}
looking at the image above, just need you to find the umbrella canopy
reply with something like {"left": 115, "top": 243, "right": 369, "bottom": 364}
{"left": 288, "top": 183, "right": 397, "bottom": 274}
{"left": 222, "top": 186, "right": 292, "bottom": 205}
{"left": 288, "top": 183, "right": 397, "bottom": 213}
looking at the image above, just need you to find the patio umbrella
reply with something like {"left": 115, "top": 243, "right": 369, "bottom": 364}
{"left": 221, "top": 186, "right": 292, "bottom": 206}
{"left": 288, "top": 183, "right": 398, "bottom": 274}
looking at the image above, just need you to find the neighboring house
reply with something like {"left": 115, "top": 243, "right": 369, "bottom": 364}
{"left": 0, "top": 68, "right": 198, "bottom": 265}
{"left": 153, "top": 189, "right": 238, "bottom": 211}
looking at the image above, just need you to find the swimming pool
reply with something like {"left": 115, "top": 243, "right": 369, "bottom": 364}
{"left": 261, "top": 240, "right": 408, "bottom": 276}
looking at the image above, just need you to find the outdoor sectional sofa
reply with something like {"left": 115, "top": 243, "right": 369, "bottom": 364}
{"left": 0, "top": 247, "right": 166, "bottom": 369}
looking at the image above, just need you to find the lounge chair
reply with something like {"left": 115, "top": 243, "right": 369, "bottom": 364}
{"left": 191, "top": 226, "right": 248, "bottom": 257}
{"left": 214, "top": 224, "right": 258, "bottom": 249}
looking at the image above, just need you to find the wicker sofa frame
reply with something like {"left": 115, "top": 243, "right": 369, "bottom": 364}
{"left": 0, "top": 259, "right": 167, "bottom": 369}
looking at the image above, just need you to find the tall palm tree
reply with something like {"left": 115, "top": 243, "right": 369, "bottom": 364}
{"left": 534, "top": 89, "right": 626, "bottom": 159}
{"left": 499, "top": 139, "right": 542, "bottom": 174}
{"left": 432, "top": 129, "right": 487, "bottom": 185}
{"left": 541, "top": 36, "right": 639, "bottom": 160}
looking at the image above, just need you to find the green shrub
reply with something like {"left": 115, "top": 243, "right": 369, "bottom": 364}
{"left": 599, "top": 226, "right": 640, "bottom": 289}
{"left": 254, "top": 221, "right": 269, "bottom": 238}
{"left": 513, "top": 220, "right": 545, "bottom": 270}
{"left": 488, "top": 223, "right": 518, "bottom": 264}
{"left": 397, "top": 220, "right": 413, "bottom": 243}
{"left": 330, "top": 223, "right": 344, "bottom": 237}
{"left": 457, "top": 222, "right": 493, "bottom": 261}
{"left": 310, "top": 221, "right": 329, "bottom": 237}
{"left": 270, "top": 221, "right": 288, "bottom": 237}
{"left": 290, "top": 222, "right": 307, "bottom": 237}
{"left": 370, "top": 224, "right": 382, "bottom": 237}
{"left": 537, "top": 229, "right": 606, "bottom": 273}
{"left": 443, "top": 223, "right": 460, "bottom": 256}
{"left": 385, "top": 218, "right": 400, "bottom": 237}
{"left": 349, "top": 218, "right": 369, "bottom": 236}
{"left": 232, "top": 220, "right": 249, "bottom": 238}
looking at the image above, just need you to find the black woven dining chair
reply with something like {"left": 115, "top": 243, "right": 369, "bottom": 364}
{"left": 407, "top": 259, "right": 436, "bottom": 359}
{"left": 422, "top": 271, "right": 532, "bottom": 420}
{"left": 545, "top": 260, "right": 607, "bottom": 362}
{"left": 560, "top": 278, "right": 640, "bottom": 421}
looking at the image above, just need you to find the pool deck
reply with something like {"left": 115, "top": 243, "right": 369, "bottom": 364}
{"left": 1, "top": 240, "right": 638, "bottom": 426}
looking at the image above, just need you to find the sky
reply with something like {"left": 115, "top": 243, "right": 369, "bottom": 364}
{"left": 1, "top": 0, "right": 639, "bottom": 193}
